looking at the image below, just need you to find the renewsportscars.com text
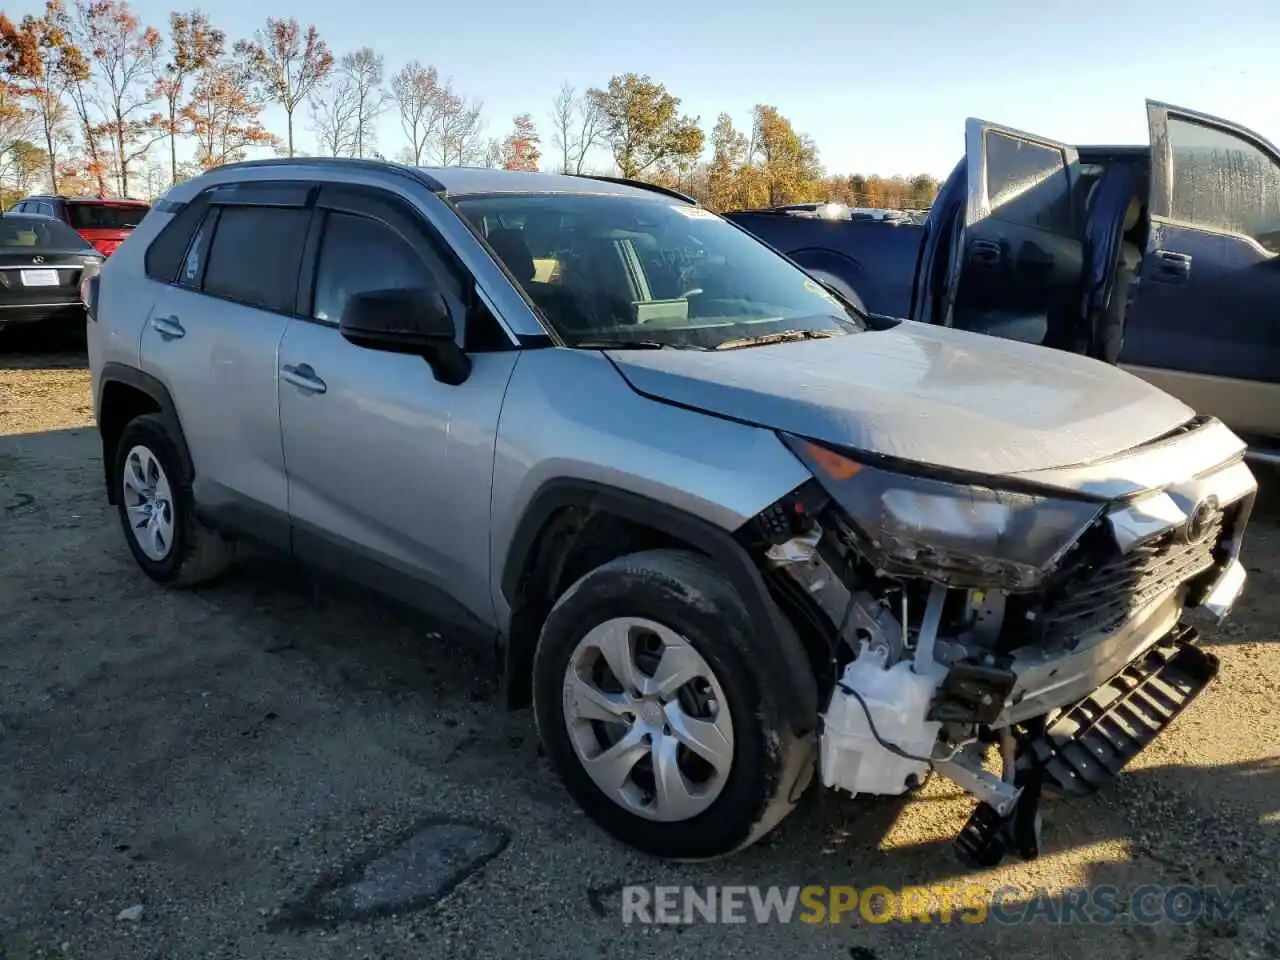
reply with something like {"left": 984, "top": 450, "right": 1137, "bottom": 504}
{"left": 620, "top": 884, "right": 1249, "bottom": 926}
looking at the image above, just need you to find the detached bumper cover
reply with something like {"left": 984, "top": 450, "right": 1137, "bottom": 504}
{"left": 1025, "top": 623, "right": 1219, "bottom": 797}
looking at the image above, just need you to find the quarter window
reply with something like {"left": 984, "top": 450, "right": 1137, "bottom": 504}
{"left": 201, "top": 205, "right": 310, "bottom": 313}
{"left": 1167, "top": 116, "right": 1280, "bottom": 254}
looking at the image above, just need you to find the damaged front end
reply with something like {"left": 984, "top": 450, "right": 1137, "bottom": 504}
{"left": 745, "top": 421, "right": 1255, "bottom": 866}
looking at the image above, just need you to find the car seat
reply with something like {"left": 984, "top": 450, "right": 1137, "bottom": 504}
{"left": 485, "top": 227, "right": 591, "bottom": 332}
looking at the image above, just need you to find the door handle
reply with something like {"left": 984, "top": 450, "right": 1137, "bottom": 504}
{"left": 967, "top": 239, "right": 1003, "bottom": 271}
{"left": 280, "top": 363, "right": 327, "bottom": 394}
{"left": 149, "top": 315, "right": 185, "bottom": 339}
{"left": 1150, "top": 250, "right": 1192, "bottom": 285}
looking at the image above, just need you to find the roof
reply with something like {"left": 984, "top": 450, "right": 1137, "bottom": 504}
{"left": 420, "top": 166, "right": 689, "bottom": 200}
{"left": 22, "top": 194, "right": 149, "bottom": 203}
{"left": 208, "top": 156, "right": 694, "bottom": 202}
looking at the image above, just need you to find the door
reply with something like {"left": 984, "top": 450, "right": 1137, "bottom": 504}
{"left": 139, "top": 183, "right": 315, "bottom": 549}
{"left": 940, "top": 120, "right": 1086, "bottom": 348}
{"left": 1120, "top": 101, "right": 1280, "bottom": 441}
{"left": 278, "top": 184, "right": 518, "bottom": 634}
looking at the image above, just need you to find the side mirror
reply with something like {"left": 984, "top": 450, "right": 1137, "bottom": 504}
{"left": 338, "top": 287, "right": 472, "bottom": 385}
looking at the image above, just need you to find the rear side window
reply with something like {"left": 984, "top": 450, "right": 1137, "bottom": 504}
{"left": 201, "top": 205, "right": 310, "bottom": 314}
{"left": 985, "top": 131, "right": 1073, "bottom": 233}
{"left": 1167, "top": 116, "right": 1280, "bottom": 254}
{"left": 0, "top": 217, "right": 91, "bottom": 249}
{"left": 145, "top": 197, "right": 211, "bottom": 281}
{"left": 67, "top": 203, "right": 147, "bottom": 230}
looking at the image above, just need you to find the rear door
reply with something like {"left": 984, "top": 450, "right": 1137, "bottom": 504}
{"left": 140, "top": 180, "right": 314, "bottom": 550}
{"left": 941, "top": 120, "right": 1085, "bottom": 348}
{"left": 1120, "top": 101, "right": 1280, "bottom": 441}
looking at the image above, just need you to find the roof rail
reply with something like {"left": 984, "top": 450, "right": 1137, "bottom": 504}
{"left": 570, "top": 174, "right": 698, "bottom": 205}
{"left": 206, "top": 156, "right": 446, "bottom": 192}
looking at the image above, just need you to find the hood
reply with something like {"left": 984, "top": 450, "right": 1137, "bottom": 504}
{"left": 607, "top": 321, "right": 1195, "bottom": 476}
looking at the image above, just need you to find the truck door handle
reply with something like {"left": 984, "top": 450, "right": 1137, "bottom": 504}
{"left": 281, "top": 363, "right": 327, "bottom": 394}
{"left": 967, "top": 239, "right": 1003, "bottom": 271}
{"left": 149, "top": 315, "right": 185, "bottom": 339}
{"left": 1150, "top": 250, "right": 1192, "bottom": 284}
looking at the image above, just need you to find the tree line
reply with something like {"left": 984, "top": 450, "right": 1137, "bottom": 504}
{"left": 0, "top": 1, "right": 940, "bottom": 211}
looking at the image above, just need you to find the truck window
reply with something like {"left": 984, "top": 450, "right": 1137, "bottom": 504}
{"left": 985, "top": 131, "right": 1073, "bottom": 234}
{"left": 1166, "top": 117, "right": 1280, "bottom": 254}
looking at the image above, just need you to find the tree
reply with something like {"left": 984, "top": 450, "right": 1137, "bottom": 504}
{"left": 155, "top": 10, "right": 223, "bottom": 183}
{"left": 390, "top": 60, "right": 439, "bottom": 165}
{"left": 237, "top": 17, "right": 332, "bottom": 157}
{"left": 500, "top": 113, "right": 539, "bottom": 172}
{"left": 75, "top": 0, "right": 164, "bottom": 197}
{"left": 749, "top": 105, "right": 821, "bottom": 207}
{"left": 435, "top": 87, "right": 483, "bottom": 166}
{"left": 307, "top": 73, "right": 357, "bottom": 157}
{"left": 909, "top": 173, "right": 939, "bottom": 208}
{"left": 185, "top": 52, "right": 273, "bottom": 168}
{"left": 7, "top": 139, "right": 49, "bottom": 192}
{"left": 339, "top": 46, "right": 385, "bottom": 158}
{"left": 548, "top": 81, "right": 602, "bottom": 175}
{"left": 482, "top": 136, "right": 501, "bottom": 168}
{"left": 586, "top": 73, "right": 703, "bottom": 179}
{"left": 1, "top": 3, "right": 87, "bottom": 193}
{"left": 705, "top": 112, "right": 749, "bottom": 212}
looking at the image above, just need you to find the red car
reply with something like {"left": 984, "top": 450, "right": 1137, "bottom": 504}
{"left": 6, "top": 195, "right": 150, "bottom": 257}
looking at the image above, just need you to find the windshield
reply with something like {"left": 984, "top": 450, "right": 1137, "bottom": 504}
{"left": 451, "top": 192, "right": 866, "bottom": 349}
{"left": 0, "top": 216, "right": 93, "bottom": 250}
{"left": 66, "top": 202, "right": 147, "bottom": 230}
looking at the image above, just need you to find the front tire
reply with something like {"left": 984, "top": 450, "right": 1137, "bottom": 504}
{"left": 113, "top": 413, "right": 234, "bottom": 587}
{"left": 532, "top": 549, "right": 813, "bottom": 859}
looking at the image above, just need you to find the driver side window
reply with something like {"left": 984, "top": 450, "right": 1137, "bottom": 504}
{"left": 1167, "top": 117, "right": 1280, "bottom": 254}
{"left": 313, "top": 212, "right": 430, "bottom": 324}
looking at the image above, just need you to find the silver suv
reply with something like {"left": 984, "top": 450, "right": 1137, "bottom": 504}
{"left": 87, "top": 159, "right": 1256, "bottom": 864}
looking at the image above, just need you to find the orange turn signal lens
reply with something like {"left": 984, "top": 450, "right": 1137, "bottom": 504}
{"left": 803, "top": 442, "right": 863, "bottom": 480}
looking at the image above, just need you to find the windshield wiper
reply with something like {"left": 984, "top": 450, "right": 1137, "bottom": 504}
{"left": 714, "top": 329, "right": 843, "bottom": 351}
{"left": 568, "top": 338, "right": 679, "bottom": 350}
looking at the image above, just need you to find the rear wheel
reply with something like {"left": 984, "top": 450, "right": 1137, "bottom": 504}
{"left": 533, "top": 549, "right": 813, "bottom": 859}
{"left": 113, "top": 414, "right": 234, "bottom": 587}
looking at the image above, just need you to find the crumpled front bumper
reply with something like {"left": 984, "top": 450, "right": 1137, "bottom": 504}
{"left": 994, "top": 454, "right": 1254, "bottom": 728}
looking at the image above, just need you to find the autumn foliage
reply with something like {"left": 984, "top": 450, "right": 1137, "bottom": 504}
{"left": 0, "top": 4, "right": 939, "bottom": 211}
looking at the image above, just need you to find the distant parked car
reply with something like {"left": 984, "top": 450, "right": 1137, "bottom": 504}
{"left": 0, "top": 211, "right": 104, "bottom": 335}
{"left": 7, "top": 195, "right": 150, "bottom": 257}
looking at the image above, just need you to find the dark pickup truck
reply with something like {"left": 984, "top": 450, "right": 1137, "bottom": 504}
{"left": 727, "top": 100, "right": 1280, "bottom": 460}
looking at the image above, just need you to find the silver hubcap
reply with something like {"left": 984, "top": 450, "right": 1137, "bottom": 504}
{"left": 562, "top": 617, "right": 735, "bottom": 822}
{"left": 121, "top": 445, "right": 175, "bottom": 562}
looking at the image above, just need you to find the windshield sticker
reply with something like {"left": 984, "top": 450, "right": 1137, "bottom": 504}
{"left": 671, "top": 205, "right": 720, "bottom": 220}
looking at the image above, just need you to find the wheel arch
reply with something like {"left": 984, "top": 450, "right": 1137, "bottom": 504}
{"left": 499, "top": 478, "right": 819, "bottom": 734}
{"left": 788, "top": 247, "right": 870, "bottom": 312}
{"left": 97, "top": 363, "right": 193, "bottom": 505}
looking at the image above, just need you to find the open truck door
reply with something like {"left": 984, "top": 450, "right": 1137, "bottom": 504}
{"left": 918, "top": 119, "right": 1089, "bottom": 349}
{"left": 1119, "top": 101, "right": 1280, "bottom": 445}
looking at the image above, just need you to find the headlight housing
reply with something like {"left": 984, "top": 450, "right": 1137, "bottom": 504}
{"left": 781, "top": 435, "right": 1105, "bottom": 591}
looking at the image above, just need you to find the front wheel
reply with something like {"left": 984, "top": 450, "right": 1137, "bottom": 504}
{"left": 532, "top": 549, "right": 813, "bottom": 859}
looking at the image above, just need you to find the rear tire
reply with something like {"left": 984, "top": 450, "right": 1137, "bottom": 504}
{"left": 532, "top": 549, "right": 813, "bottom": 859}
{"left": 113, "top": 413, "right": 234, "bottom": 587}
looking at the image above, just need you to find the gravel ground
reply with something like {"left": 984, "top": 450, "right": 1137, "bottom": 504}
{"left": 1, "top": 334, "right": 1277, "bottom": 960}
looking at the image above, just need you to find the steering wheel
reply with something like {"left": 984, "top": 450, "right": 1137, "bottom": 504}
{"left": 680, "top": 288, "right": 704, "bottom": 299}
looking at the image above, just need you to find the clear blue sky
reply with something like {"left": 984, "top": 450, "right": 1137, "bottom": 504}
{"left": 36, "top": 0, "right": 1280, "bottom": 178}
